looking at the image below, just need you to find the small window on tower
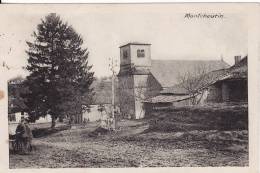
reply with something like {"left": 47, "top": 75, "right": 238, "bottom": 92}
{"left": 123, "top": 50, "right": 128, "bottom": 59}
{"left": 137, "top": 49, "right": 145, "bottom": 58}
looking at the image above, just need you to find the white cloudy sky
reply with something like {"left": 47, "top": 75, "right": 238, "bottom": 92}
{"left": 0, "top": 4, "right": 247, "bottom": 79}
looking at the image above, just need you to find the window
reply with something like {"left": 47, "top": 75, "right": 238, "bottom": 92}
{"left": 123, "top": 50, "right": 128, "bottom": 59}
{"left": 8, "top": 114, "right": 16, "bottom": 122}
{"left": 137, "top": 49, "right": 145, "bottom": 58}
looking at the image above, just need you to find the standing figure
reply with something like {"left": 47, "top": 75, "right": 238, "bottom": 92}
{"left": 15, "top": 117, "right": 26, "bottom": 153}
{"left": 24, "top": 119, "right": 33, "bottom": 152}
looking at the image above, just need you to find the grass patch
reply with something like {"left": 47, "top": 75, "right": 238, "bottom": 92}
{"left": 146, "top": 103, "right": 248, "bottom": 132}
{"left": 32, "top": 125, "right": 71, "bottom": 138}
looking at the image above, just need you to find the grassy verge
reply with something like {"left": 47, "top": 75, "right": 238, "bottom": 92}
{"left": 32, "top": 124, "right": 71, "bottom": 138}
{"left": 146, "top": 103, "right": 248, "bottom": 132}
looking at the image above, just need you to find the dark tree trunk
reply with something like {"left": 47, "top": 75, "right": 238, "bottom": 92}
{"left": 51, "top": 117, "right": 56, "bottom": 129}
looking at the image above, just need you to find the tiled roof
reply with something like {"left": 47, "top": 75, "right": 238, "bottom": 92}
{"left": 144, "top": 94, "right": 193, "bottom": 103}
{"left": 146, "top": 56, "right": 247, "bottom": 103}
{"left": 151, "top": 59, "right": 230, "bottom": 88}
{"left": 161, "top": 56, "right": 247, "bottom": 95}
{"left": 161, "top": 85, "right": 188, "bottom": 95}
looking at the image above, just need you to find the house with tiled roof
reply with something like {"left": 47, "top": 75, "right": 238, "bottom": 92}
{"left": 145, "top": 55, "right": 248, "bottom": 110}
{"left": 117, "top": 42, "right": 230, "bottom": 119}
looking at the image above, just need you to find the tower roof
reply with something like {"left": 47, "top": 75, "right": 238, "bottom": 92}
{"left": 119, "top": 42, "right": 151, "bottom": 48}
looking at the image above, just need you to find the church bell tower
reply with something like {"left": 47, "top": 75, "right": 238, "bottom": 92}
{"left": 118, "top": 42, "right": 152, "bottom": 119}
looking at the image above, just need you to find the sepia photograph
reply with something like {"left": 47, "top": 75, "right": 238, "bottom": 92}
{"left": 0, "top": 3, "right": 255, "bottom": 170}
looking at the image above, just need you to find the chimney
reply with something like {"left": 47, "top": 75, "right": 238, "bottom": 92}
{"left": 234, "top": 55, "right": 241, "bottom": 65}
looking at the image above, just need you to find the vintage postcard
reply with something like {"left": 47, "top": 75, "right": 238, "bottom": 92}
{"left": 0, "top": 3, "right": 259, "bottom": 173}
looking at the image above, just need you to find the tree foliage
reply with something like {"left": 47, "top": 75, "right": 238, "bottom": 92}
{"left": 8, "top": 76, "right": 28, "bottom": 114}
{"left": 24, "top": 13, "right": 94, "bottom": 127}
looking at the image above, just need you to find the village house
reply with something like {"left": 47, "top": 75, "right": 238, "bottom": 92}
{"left": 82, "top": 77, "right": 120, "bottom": 123}
{"left": 145, "top": 55, "right": 248, "bottom": 111}
{"left": 117, "top": 42, "right": 230, "bottom": 119}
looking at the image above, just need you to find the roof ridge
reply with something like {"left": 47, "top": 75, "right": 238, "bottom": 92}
{"left": 150, "top": 58, "right": 231, "bottom": 87}
{"left": 119, "top": 42, "right": 151, "bottom": 48}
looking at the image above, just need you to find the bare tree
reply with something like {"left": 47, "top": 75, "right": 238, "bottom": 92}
{"left": 177, "top": 64, "right": 211, "bottom": 105}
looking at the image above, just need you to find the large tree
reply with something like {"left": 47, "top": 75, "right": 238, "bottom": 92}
{"left": 24, "top": 13, "right": 94, "bottom": 127}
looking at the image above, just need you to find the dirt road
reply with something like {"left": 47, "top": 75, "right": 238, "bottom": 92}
{"left": 9, "top": 120, "right": 248, "bottom": 168}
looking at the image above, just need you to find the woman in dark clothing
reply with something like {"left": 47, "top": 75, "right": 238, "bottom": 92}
{"left": 15, "top": 117, "right": 26, "bottom": 153}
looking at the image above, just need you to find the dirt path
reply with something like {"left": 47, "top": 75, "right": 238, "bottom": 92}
{"left": 9, "top": 121, "right": 248, "bottom": 168}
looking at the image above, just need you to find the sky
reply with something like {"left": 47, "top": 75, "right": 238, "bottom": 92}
{"left": 0, "top": 4, "right": 248, "bottom": 79}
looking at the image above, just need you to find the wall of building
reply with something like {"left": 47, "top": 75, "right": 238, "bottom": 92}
{"left": 146, "top": 74, "right": 163, "bottom": 97}
{"left": 82, "top": 104, "right": 120, "bottom": 122}
{"left": 199, "top": 79, "right": 247, "bottom": 103}
{"left": 118, "top": 73, "right": 162, "bottom": 119}
{"left": 196, "top": 89, "right": 209, "bottom": 105}
{"left": 223, "top": 80, "right": 248, "bottom": 102}
{"left": 8, "top": 112, "right": 24, "bottom": 123}
{"left": 222, "top": 82, "right": 230, "bottom": 102}
{"left": 83, "top": 104, "right": 103, "bottom": 122}
{"left": 133, "top": 75, "right": 148, "bottom": 119}
{"left": 118, "top": 75, "right": 136, "bottom": 119}
{"left": 206, "top": 83, "right": 223, "bottom": 102}
{"left": 133, "top": 74, "right": 162, "bottom": 119}
{"left": 130, "top": 45, "right": 151, "bottom": 67}
{"left": 37, "top": 114, "right": 52, "bottom": 123}
{"left": 120, "top": 45, "right": 131, "bottom": 66}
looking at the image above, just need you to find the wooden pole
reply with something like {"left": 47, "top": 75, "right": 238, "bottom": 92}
{"left": 109, "top": 57, "right": 116, "bottom": 130}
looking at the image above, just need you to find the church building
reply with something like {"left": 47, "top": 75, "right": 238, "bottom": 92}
{"left": 117, "top": 42, "right": 230, "bottom": 119}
